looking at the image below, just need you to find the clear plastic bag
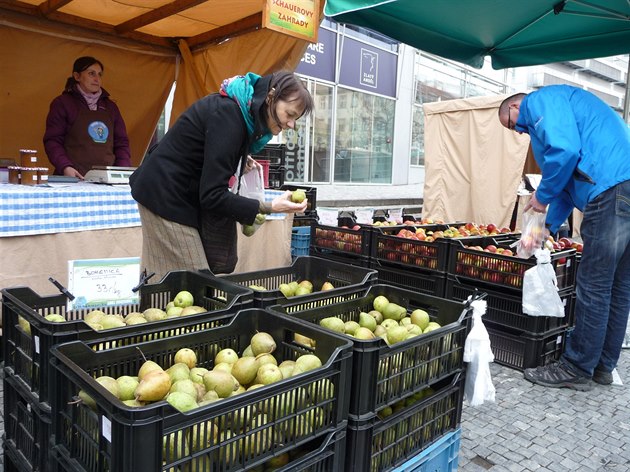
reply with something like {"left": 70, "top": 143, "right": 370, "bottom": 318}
{"left": 463, "top": 299, "right": 496, "bottom": 407}
{"left": 522, "top": 248, "right": 565, "bottom": 318}
{"left": 231, "top": 159, "right": 266, "bottom": 237}
{"left": 516, "top": 209, "right": 547, "bottom": 259}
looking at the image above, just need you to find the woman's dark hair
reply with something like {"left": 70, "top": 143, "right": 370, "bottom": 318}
{"left": 64, "top": 56, "right": 105, "bottom": 92}
{"left": 265, "top": 71, "right": 314, "bottom": 126}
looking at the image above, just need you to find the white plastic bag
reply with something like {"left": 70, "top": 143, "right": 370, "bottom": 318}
{"left": 522, "top": 248, "right": 565, "bottom": 318}
{"left": 463, "top": 299, "right": 496, "bottom": 406}
{"left": 231, "top": 159, "right": 266, "bottom": 236}
{"left": 516, "top": 210, "right": 546, "bottom": 259}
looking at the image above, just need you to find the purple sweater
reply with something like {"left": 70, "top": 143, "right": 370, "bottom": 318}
{"left": 43, "top": 87, "right": 131, "bottom": 174}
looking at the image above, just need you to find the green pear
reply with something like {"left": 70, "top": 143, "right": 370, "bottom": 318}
{"left": 166, "top": 306, "right": 184, "bottom": 318}
{"left": 174, "top": 348, "right": 197, "bottom": 369}
{"left": 292, "top": 354, "right": 322, "bottom": 375}
{"left": 96, "top": 376, "right": 120, "bottom": 399}
{"left": 116, "top": 375, "right": 139, "bottom": 401}
{"left": 410, "top": 309, "right": 431, "bottom": 331}
{"left": 383, "top": 303, "right": 406, "bottom": 321}
{"left": 320, "top": 316, "right": 345, "bottom": 333}
{"left": 359, "top": 311, "right": 377, "bottom": 332}
{"left": 190, "top": 367, "right": 209, "bottom": 385}
{"left": 135, "top": 370, "right": 171, "bottom": 402}
{"left": 214, "top": 348, "right": 239, "bottom": 365}
{"left": 100, "top": 315, "right": 126, "bottom": 330}
{"left": 231, "top": 356, "right": 259, "bottom": 386}
{"left": 84, "top": 310, "right": 106, "bottom": 324}
{"left": 423, "top": 321, "right": 442, "bottom": 333}
{"left": 294, "top": 286, "right": 311, "bottom": 296}
{"left": 279, "top": 283, "right": 295, "bottom": 297}
{"left": 368, "top": 310, "right": 384, "bottom": 324}
{"left": 373, "top": 295, "right": 390, "bottom": 313}
{"left": 386, "top": 326, "right": 409, "bottom": 345}
{"left": 45, "top": 314, "right": 66, "bottom": 323}
{"left": 203, "top": 370, "right": 238, "bottom": 398}
{"left": 143, "top": 308, "right": 167, "bottom": 322}
{"left": 138, "top": 360, "right": 163, "bottom": 380}
{"left": 344, "top": 320, "right": 360, "bottom": 335}
{"left": 166, "top": 363, "right": 190, "bottom": 383}
{"left": 354, "top": 327, "right": 376, "bottom": 340}
{"left": 169, "top": 379, "right": 198, "bottom": 399}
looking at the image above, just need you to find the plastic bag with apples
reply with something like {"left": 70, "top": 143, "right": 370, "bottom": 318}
{"left": 516, "top": 210, "right": 547, "bottom": 259}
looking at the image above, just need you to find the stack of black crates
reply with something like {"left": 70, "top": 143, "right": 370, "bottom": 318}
{"left": 251, "top": 143, "right": 287, "bottom": 189}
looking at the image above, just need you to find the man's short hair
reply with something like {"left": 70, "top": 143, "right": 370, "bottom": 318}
{"left": 498, "top": 92, "right": 526, "bottom": 117}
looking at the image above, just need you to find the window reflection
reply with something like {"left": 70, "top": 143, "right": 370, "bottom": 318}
{"left": 334, "top": 87, "right": 395, "bottom": 183}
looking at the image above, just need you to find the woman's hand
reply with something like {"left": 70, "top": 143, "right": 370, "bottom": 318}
{"left": 270, "top": 190, "right": 308, "bottom": 213}
{"left": 64, "top": 166, "right": 84, "bottom": 180}
{"left": 244, "top": 155, "right": 260, "bottom": 174}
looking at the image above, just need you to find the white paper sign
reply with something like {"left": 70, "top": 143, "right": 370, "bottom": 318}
{"left": 355, "top": 209, "right": 373, "bottom": 224}
{"left": 68, "top": 257, "right": 140, "bottom": 310}
{"left": 388, "top": 208, "right": 403, "bottom": 222}
{"left": 318, "top": 208, "right": 339, "bottom": 226}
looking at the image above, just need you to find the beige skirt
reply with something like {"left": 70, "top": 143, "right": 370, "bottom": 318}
{"left": 136, "top": 204, "right": 209, "bottom": 283}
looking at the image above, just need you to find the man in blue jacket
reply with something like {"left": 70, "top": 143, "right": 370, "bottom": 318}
{"left": 499, "top": 85, "right": 630, "bottom": 391}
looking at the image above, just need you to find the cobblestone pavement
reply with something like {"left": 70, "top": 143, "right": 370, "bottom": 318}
{"left": 459, "top": 350, "right": 630, "bottom": 472}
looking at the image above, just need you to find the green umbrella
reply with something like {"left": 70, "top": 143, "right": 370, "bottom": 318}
{"left": 324, "top": 0, "right": 630, "bottom": 70}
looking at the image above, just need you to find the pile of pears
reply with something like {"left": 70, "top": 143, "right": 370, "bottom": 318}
{"left": 319, "top": 295, "right": 441, "bottom": 345}
{"left": 18, "top": 312, "right": 67, "bottom": 335}
{"left": 83, "top": 290, "right": 206, "bottom": 331}
{"left": 78, "top": 331, "right": 325, "bottom": 415}
{"left": 279, "top": 280, "right": 334, "bottom": 298}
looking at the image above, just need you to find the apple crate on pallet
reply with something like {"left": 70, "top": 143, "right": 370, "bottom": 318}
{"left": 447, "top": 236, "right": 577, "bottom": 293}
{"left": 49, "top": 309, "right": 353, "bottom": 472}
{"left": 268, "top": 283, "right": 474, "bottom": 419}
{"left": 345, "top": 374, "right": 464, "bottom": 472}
{"left": 217, "top": 255, "right": 377, "bottom": 308}
{"left": 311, "top": 222, "right": 373, "bottom": 258}
{"left": 1, "top": 270, "right": 253, "bottom": 408}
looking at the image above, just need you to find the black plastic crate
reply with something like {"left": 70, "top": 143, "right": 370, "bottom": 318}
{"left": 268, "top": 164, "right": 286, "bottom": 189}
{"left": 445, "top": 276, "right": 575, "bottom": 334}
{"left": 345, "top": 374, "right": 464, "bottom": 471}
{"left": 51, "top": 424, "right": 347, "bottom": 472}
{"left": 311, "top": 223, "right": 373, "bottom": 258}
{"left": 293, "top": 213, "right": 319, "bottom": 227}
{"left": 50, "top": 309, "right": 353, "bottom": 472}
{"left": 370, "top": 259, "right": 447, "bottom": 298}
{"left": 3, "top": 372, "right": 52, "bottom": 472}
{"left": 252, "top": 143, "right": 286, "bottom": 167}
{"left": 310, "top": 246, "right": 373, "bottom": 268}
{"left": 218, "top": 256, "right": 377, "bottom": 308}
{"left": 268, "top": 284, "right": 472, "bottom": 419}
{"left": 2, "top": 270, "right": 253, "bottom": 407}
{"left": 280, "top": 184, "right": 317, "bottom": 215}
{"left": 370, "top": 225, "right": 452, "bottom": 273}
{"left": 486, "top": 323, "right": 568, "bottom": 371}
{"left": 447, "top": 237, "right": 577, "bottom": 292}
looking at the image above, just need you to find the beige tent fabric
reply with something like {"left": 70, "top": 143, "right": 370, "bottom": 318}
{"left": 1, "top": 8, "right": 314, "bottom": 167}
{"left": 0, "top": 10, "right": 177, "bottom": 166}
{"left": 170, "top": 27, "right": 313, "bottom": 122}
{"left": 422, "top": 95, "right": 531, "bottom": 228}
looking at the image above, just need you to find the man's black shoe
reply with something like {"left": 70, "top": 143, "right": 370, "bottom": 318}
{"left": 524, "top": 362, "right": 593, "bottom": 391}
{"left": 592, "top": 368, "right": 613, "bottom": 385}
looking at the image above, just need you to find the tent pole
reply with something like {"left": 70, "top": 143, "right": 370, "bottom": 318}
{"left": 624, "top": 57, "right": 630, "bottom": 125}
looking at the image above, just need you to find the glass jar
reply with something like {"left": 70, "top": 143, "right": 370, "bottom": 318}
{"left": 8, "top": 166, "right": 21, "bottom": 184}
{"left": 37, "top": 167, "right": 49, "bottom": 184}
{"left": 21, "top": 167, "right": 39, "bottom": 186}
{"left": 19, "top": 149, "right": 38, "bottom": 167}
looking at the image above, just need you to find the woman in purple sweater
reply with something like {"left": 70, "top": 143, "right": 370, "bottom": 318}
{"left": 43, "top": 56, "right": 131, "bottom": 178}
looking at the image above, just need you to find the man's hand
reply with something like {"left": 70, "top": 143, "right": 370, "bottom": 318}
{"left": 523, "top": 192, "right": 547, "bottom": 213}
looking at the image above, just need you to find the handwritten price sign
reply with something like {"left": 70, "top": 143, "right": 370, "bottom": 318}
{"left": 68, "top": 257, "right": 140, "bottom": 310}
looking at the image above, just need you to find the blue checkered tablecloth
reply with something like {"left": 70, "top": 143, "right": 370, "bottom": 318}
{"left": 0, "top": 182, "right": 141, "bottom": 237}
{"left": 0, "top": 184, "right": 288, "bottom": 237}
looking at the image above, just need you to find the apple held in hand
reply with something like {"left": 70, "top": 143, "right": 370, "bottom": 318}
{"left": 174, "top": 290, "right": 194, "bottom": 308}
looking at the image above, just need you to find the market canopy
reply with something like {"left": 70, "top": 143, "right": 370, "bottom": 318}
{"left": 324, "top": 0, "right": 630, "bottom": 69}
{"left": 0, "top": 1, "right": 320, "bottom": 165}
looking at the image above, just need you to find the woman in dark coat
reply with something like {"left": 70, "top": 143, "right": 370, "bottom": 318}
{"left": 129, "top": 71, "right": 313, "bottom": 278}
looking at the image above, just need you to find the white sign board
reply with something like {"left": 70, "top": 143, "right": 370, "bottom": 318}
{"left": 68, "top": 257, "right": 141, "bottom": 310}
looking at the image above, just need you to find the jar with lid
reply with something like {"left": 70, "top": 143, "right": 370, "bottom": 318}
{"left": 8, "top": 166, "right": 21, "bottom": 184}
{"left": 21, "top": 167, "right": 39, "bottom": 186}
{"left": 19, "top": 149, "right": 38, "bottom": 167}
{"left": 37, "top": 167, "right": 50, "bottom": 184}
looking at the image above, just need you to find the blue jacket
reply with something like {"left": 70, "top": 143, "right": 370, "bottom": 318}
{"left": 516, "top": 85, "right": 630, "bottom": 233}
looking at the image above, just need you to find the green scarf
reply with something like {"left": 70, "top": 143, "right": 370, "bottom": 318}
{"left": 220, "top": 72, "right": 272, "bottom": 154}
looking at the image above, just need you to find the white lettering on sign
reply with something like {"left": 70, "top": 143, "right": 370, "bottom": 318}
{"left": 360, "top": 48, "right": 379, "bottom": 89}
